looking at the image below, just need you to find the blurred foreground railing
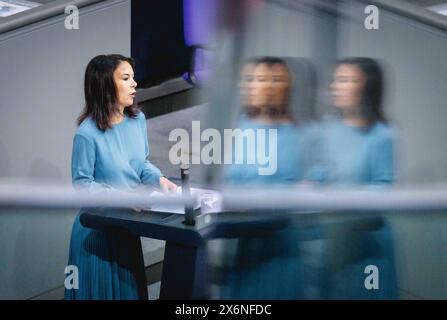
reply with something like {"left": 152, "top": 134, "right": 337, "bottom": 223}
{"left": 2, "top": 179, "right": 447, "bottom": 212}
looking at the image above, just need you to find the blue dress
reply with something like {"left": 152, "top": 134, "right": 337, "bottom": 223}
{"left": 65, "top": 112, "right": 162, "bottom": 300}
{"left": 315, "top": 118, "right": 398, "bottom": 299}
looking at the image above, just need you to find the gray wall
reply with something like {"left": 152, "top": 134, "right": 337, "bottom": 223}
{"left": 0, "top": 0, "right": 130, "bottom": 182}
{"left": 0, "top": 0, "right": 130, "bottom": 299}
{"left": 338, "top": 1, "right": 447, "bottom": 298}
{"left": 0, "top": 208, "right": 77, "bottom": 299}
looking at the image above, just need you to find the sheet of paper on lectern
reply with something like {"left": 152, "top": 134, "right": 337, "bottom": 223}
{"left": 147, "top": 187, "right": 221, "bottom": 214}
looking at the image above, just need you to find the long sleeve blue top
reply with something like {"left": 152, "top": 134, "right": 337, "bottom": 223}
{"left": 71, "top": 111, "right": 162, "bottom": 192}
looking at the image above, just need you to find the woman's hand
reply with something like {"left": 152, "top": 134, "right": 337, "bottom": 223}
{"left": 159, "top": 176, "right": 178, "bottom": 193}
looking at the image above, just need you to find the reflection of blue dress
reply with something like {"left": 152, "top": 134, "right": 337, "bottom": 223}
{"left": 316, "top": 118, "right": 398, "bottom": 300}
{"left": 221, "top": 118, "right": 316, "bottom": 299}
{"left": 65, "top": 112, "right": 162, "bottom": 300}
{"left": 316, "top": 119, "right": 394, "bottom": 185}
{"left": 225, "top": 117, "right": 316, "bottom": 185}
{"left": 222, "top": 117, "right": 398, "bottom": 300}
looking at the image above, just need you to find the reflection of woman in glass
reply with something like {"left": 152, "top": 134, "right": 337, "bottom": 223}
{"left": 320, "top": 57, "right": 394, "bottom": 185}
{"left": 225, "top": 57, "right": 304, "bottom": 184}
{"left": 318, "top": 57, "right": 398, "bottom": 299}
{"left": 65, "top": 54, "right": 176, "bottom": 300}
{"left": 220, "top": 57, "right": 315, "bottom": 299}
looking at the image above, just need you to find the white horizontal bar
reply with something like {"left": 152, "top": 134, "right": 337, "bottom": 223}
{"left": 3, "top": 180, "right": 447, "bottom": 212}
{"left": 0, "top": 181, "right": 185, "bottom": 209}
{"left": 221, "top": 185, "right": 447, "bottom": 212}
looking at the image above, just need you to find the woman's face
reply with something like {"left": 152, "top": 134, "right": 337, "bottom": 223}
{"left": 330, "top": 63, "right": 365, "bottom": 111}
{"left": 248, "top": 63, "right": 290, "bottom": 109}
{"left": 249, "top": 63, "right": 271, "bottom": 108}
{"left": 113, "top": 61, "right": 137, "bottom": 109}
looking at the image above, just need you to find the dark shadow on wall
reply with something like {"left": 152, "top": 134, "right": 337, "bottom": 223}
{"left": 131, "top": 0, "right": 190, "bottom": 88}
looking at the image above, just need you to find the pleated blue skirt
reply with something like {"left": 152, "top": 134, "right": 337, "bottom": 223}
{"left": 64, "top": 212, "right": 148, "bottom": 300}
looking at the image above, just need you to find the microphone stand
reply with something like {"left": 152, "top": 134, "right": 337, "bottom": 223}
{"left": 181, "top": 164, "right": 195, "bottom": 225}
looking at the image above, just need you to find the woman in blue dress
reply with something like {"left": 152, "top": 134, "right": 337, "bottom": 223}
{"left": 316, "top": 57, "right": 398, "bottom": 299}
{"left": 65, "top": 54, "right": 177, "bottom": 300}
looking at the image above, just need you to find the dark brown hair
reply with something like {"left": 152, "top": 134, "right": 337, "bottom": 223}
{"left": 337, "top": 57, "right": 387, "bottom": 127}
{"left": 77, "top": 54, "right": 140, "bottom": 131}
